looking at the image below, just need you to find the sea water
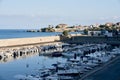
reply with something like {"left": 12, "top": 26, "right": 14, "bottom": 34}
{"left": 0, "top": 29, "right": 61, "bottom": 39}
{"left": 0, "top": 54, "right": 67, "bottom": 80}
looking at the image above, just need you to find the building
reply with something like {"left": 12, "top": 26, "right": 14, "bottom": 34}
{"left": 116, "top": 22, "right": 120, "bottom": 26}
{"left": 75, "top": 25, "right": 88, "bottom": 31}
{"left": 105, "top": 22, "right": 114, "bottom": 27}
{"left": 88, "top": 31, "right": 101, "bottom": 36}
{"left": 56, "top": 24, "right": 68, "bottom": 28}
{"left": 104, "top": 31, "right": 113, "bottom": 37}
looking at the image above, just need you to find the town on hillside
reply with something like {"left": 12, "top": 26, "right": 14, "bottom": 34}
{"left": 27, "top": 22, "right": 120, "bottom": 37}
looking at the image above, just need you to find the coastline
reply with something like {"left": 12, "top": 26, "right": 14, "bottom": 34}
{"left": 80, "top": 55, "right": 120, "bottom": 80}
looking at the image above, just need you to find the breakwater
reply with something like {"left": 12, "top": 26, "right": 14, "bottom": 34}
{"left": 0, "top": 34, "right": 120, "bottom": 48}
{"left": 0, "top": 36, "right": 60, "bottom": 48}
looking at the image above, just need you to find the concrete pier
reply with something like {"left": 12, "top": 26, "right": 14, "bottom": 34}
{"left": 0, "top": 36, "right": 60, "bottom": 48}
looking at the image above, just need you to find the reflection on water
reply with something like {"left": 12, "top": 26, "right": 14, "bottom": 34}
{"left": 0, "top": 53, "right": 66, "bottom": 80}
{"left": 0, "top": 44, "right": 66, "bottom": 80}
{"left": 0, "top": 48, "right": 39, "bottom": 63}
{"left": 0, "top": 42, "right": 62, "bottom": 63}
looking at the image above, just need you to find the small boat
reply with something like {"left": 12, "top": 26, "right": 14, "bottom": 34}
{"left": 57, "top": 68, "right": 80, "bottom": 76}
{"left": 81, "top": 61, "right": 98, "bottom": 68}
{"left": 84, "top": 66, "right": 93, "bottom": 70}
{"left": 37, "top": 69, "right": 52, "bottom": 77}
{"left": 58, "top": 76, "right": 74, "bottom": 80}
{"left": 62, "top": 51, "right": 78, "bottom": 58}
{"left": 45, "top": 75, "right": 58, "bottom": 80}
{"left": 51, "top": 52, "right": 62, "bottom": 57}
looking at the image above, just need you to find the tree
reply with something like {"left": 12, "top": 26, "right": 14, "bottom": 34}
{"left": 83, "top": 29, "right": 88, "bottom": 35}
{"left": 99, "top": 25, "right": 106, "bottom": 29}
{"left": 62, "top": 30, "right": 69, "bottom": 36}
{"left": 41, "top": 28, "right": 46, "bottom": 32}
{"left": 55, "top": 25, "right": 60, "bottom": 28}
{"left": 41, "top": 27, "right": 55, "bottom": 32}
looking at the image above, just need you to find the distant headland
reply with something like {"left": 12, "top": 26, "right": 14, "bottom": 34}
{"left": 26, "top": 22, "right": 120, "bottom": 34}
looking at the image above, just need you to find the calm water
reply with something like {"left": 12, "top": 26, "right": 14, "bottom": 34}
{"left": 0, "top": 54, "right": 67, "bottom": 80}
{"left": 0, "top": 29, "right": 77, "bottom": 80}
{"left": 0, "top": 29, "right": 61, "bottom": 39}
{"left": 0, "top": 29, "right": 82, "bottom": 39}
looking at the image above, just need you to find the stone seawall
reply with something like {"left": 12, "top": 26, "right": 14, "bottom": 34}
{"left": 1, "top": 35, "right": 120, "bottom": 48}
{"left": 60, "top": 35, "right": 120, "bottom": 45}
{"left": 0, "top": 36, "right": 60, "bottom": 48}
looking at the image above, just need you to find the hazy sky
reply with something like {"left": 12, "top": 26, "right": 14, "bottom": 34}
{"left": 0, "top": 0, "right": 120, "bottom": 29}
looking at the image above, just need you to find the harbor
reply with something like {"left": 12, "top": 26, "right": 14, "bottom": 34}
{"left": 1, "top": 40, "right": 120, "bottom": 80}
{"left": 13, "top": 43, "right": 120, "bottom": 80}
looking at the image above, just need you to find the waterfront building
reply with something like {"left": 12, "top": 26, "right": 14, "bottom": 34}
{"left": 105, "top": 22, "right": 114, "bottom": 27}
{"left": 116, "top": 22, "right": 120, "bottom": 26}
{"left": 88, "top": 31, "right": 101, "bottom": 36}
{"left": 56, "top": 24, "right": 68, "bottom": 28}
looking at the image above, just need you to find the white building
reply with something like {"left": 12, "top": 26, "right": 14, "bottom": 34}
{"left": 88, "top": 31, "right": 101, "bottom": 36}
{"left": 104, "top": 31, "right": 113, "bottom": 37}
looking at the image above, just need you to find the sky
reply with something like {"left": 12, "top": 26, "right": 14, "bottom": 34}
{"left": 0, "top": 0, "right": 120, "bottom": 29}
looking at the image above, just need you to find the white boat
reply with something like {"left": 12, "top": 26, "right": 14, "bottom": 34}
{"left": 62, "top": 51, "right": 78, "bottom": 57}
{"left": 62, "top": 52, "right": 74, "bottom": 57}
{"left": 46, "top": 75, "right": 58, "bottom": 80}
{"left": 58, "top": 76, "right": 74, "bottom": 80}
{"left": 57, "top": 68, "right": 80, "bottom": 76}
{"left": 110, "top": 48, "right": 120, "bottom": 55}
{"left": 81, "top": 61, "right": 98, "bottom": 68}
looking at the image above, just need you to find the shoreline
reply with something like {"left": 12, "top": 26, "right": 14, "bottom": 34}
{"left": 80, "top": 55, "right": 120, "bottom": 80}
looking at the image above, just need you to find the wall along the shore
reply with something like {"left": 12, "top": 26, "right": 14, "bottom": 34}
{"left": 0, "top": 36, "right": 60, "bottom": 47}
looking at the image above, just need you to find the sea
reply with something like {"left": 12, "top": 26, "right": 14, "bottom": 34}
{"left": 0, "top": 29, "right": 61, "bottom": 39}
{"left": 0, "top": 55, "right": 67, "bottom": 80}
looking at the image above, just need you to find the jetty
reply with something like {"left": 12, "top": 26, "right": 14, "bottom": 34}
{"left": 0, "top": 36, "right": 60, "bottom": 48}
{"left": 0, "top": 34, "right": 120, "bottom": 48}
